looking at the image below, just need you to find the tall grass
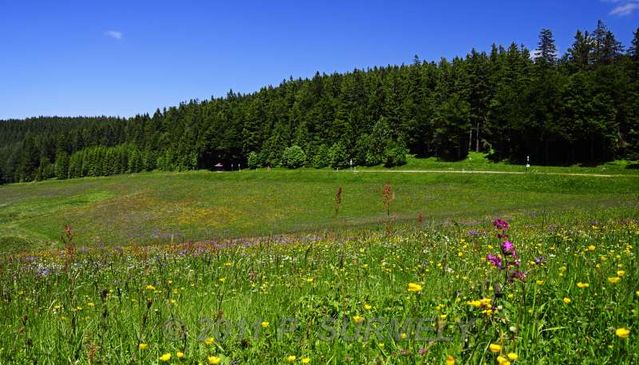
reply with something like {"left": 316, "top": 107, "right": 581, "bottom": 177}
{"left": 1, "top": 213, "right": 637, "bottom": 363}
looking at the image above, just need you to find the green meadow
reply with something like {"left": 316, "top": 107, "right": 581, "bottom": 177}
{"left": 0, "top": 160, "right": 638, "bottom": 253}
{"left": 1, "top": 213, "right": 638, "bottom": 364}
{"left": 1, "top": 161, "right": 639, "bottom": 363}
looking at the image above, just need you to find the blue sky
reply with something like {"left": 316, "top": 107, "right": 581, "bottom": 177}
{"left": 0, "top": 0, "right": 637, "bottom": 119}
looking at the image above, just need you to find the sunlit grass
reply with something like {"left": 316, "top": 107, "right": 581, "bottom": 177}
{"left": 1, "top": 216, "right": 637, "bottom": 363}
{"left": 0, "top": 168, "right": 637, "bottom": 252}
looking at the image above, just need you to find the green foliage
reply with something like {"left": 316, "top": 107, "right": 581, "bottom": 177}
{"left": 247, "top": 151, "right": 260, "bottom": 169}
{"left": 328, "top": 142, "right": 349, "bottom": 169}
{"left": 432, "top": 94, "right": 471, "bottom": 161}
{"left": 66, "top": 144, "right": 144, "bottom": 178}
{"left": 312, "top": 145, "right": 330, "bottom": 169}
{"left": 127, "top": 148, "right": 143, "bottom": 173}
{"left": 281, "top": 145, "right": 307, "bottom": 169}
{"left": 536, "top": 28, "right": 557, "bottom": 64}
{"left": 383, "top": 142, "right": 408, "bottom": 167}
{"left": 365, "top": 117, "right": 393, "bottom": 166}
{"left": 34, "top": 157, "right": 54, "bottom": 181}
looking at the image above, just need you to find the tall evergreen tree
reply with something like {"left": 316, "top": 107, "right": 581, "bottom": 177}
{"left": 55, "top": 151, "right": 70, "bottom": 179}
{"left": 592, "top": 20, "right": 623, "bottom": 64}
{"left": 536, "top": 28, "right": 558, "bottom": 65}
{"left": 630, "top": 27, "right": 639, "bottom": 60}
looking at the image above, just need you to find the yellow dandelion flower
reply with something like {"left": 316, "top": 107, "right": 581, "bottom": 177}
{"left": 616, "top": 328, "right": 630, "bottom": 339}
{"left": 563, "top": 297, "right": 571, "bottom": 304}
{"left": 497, "top": 355, "right": 511, "bottom": 365}
{"left": 507, "top": 352, "right": 518, "bottom": 360}
{"left": 536, "top": 280, "right": 544, "bottom": 285}
{"left": 145, "top": 285, "right": 156, "bottom": 291}
{"left": 608, "top": 277, "right": 621, "bottom": 285}
{"left": 261, "top": 321, "right": 269, "bottom": 328}
{"left": 208, "top": 355, "right": 221, "bottom": 364}
{"left": 301, "top": 358, "right": 311, "bottom": 364}
{"left": 480, "top": 298, "right": 492, "bottom": 307}
{"left": 204, "top": 337, "right": 215, "bottom": 345}
{"left": 353, "top": 315, "right": 364, "bottom": 324}
{"left": 138, "top": 343, "right": 148, "bottom": 350}
{"left": 489, "top": 343, "right": 502, "bottom": 353}
{"left": 407, "top": 283, "right": 423, "bottom": 293}
{"left": 446, "top": 355, "right": 455, "bottom": 365}
{"left": 364, "top": 303, "right": 372, "bottom": 310}
{"left": 287, "top": 355, "right": 297, "bottom": 362}
{"left": 617, "top": 270, "right": 625, "bottom": 277}
{"left": 468, "top": 300, "right": 482, "bottom": 308}
{"left": 576, "top": 282, "right": 589, "bottom": 289}
{"left": 176, "top": 351, "right": 184, "bottom": 359}
{"left": 159, "top": 353, "right": 171, "bottom": 362}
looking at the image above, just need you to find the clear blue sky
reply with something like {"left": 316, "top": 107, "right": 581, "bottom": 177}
{"left": 1, "top": 0, "right": 637, "bottom": 119}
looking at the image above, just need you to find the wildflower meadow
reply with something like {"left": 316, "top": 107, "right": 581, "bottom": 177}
{"left": 1, "top": 213, "right": 637, "bottom": 364}
{"left": 2, "top": 3, "right": 639, "bottom": 363}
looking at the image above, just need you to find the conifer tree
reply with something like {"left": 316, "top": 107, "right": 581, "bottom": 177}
{"left": 536, "top": 28, "right": 557, "bottom": 65}
{"left": 55, "top": 151, "right": 70, "bottom": 179}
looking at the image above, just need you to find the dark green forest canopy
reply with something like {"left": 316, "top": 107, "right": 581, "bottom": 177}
{"left": 1, "top": 22, "right": 639, "bottom": 184}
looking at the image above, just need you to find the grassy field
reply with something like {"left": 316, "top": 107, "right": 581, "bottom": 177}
{"left": 1, "top": 159, "right": 639, "bottom": 363}
{"left": 0, "top": 160, "right": 638, "bottom": 252}
{"left": 1, "top": 217, "right": 637, "bottom": 363}
{"left": 392, "top": 153, "right": 639, "bottom": 174}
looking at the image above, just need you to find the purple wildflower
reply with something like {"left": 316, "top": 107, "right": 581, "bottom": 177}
{"left": 501, "top": 241, "right": 515, "bottom": 256}
{"left": 534, "top": 256, "right": 545, "bottom": 266}
{"left": 509, "top": 270, "right": 527, "bottom": 282}
{"left": 37, "top": 267, "right": 51, "bottom": 277}
{"left": 492, "top": 218, "right": 509, "bottom": 231}
{"left": 486, "top": 254, "right": 503, "bottom": 269}
{"left": 467, "top": 229, "right": 480, "bottom": 237}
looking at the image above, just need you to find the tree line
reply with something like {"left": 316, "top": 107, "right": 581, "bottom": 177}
{"left": 1, "top": 21, "right": 638, "bottom": 184}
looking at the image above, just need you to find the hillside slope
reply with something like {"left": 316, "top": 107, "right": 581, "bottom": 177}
{"left": 1, "top": 167, "right": 638, "bottom": 252}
